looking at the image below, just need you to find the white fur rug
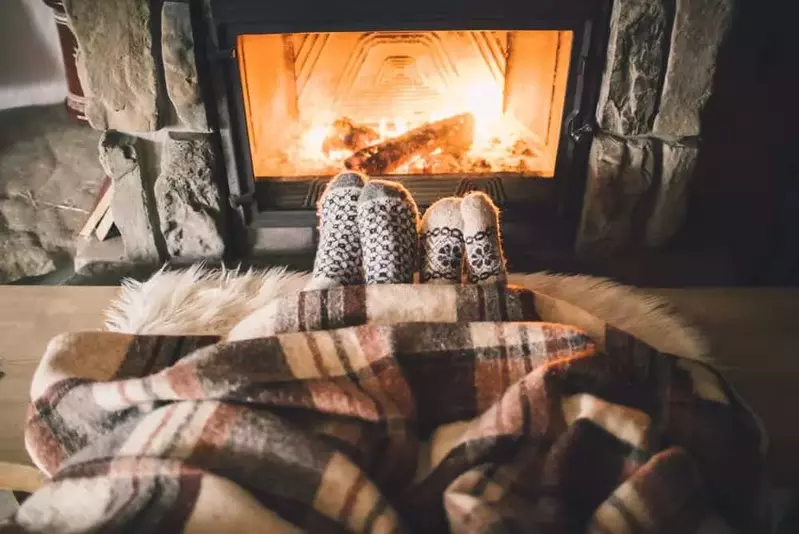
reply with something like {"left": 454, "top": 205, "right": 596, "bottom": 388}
{"left": 105, "top": 265, "right": 708, "bottom": 361}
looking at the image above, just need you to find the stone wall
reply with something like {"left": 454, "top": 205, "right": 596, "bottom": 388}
{"left": 63, "top": 0, "right": 226, "bottom": 264}
{"left": 577, "top": 0, "right": 733, "bottom": 255}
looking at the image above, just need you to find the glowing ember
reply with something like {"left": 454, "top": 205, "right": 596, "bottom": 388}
{"left": 266, "top": 110, "right": 545, "bottom": 177}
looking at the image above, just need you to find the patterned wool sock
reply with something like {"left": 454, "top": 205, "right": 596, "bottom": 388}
{"left": 419, "top": 197, "right": 465, "bottom": 283}
{"left": 357, "top": 180, "right": 419, "bottom": 284}
{"left": 461, "top": 191, "right": 507, "bottom": 284}
{"left": 307, "top": 172, "right": 367, "bottom": 290}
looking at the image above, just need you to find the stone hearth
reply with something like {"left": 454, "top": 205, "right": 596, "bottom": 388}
{"left": 60, "top": 0, "right": 732, "bottom": 265}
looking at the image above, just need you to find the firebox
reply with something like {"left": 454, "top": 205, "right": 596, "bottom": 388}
{"left": 207, "top": 0, "right": 610, "bottom": 258}
{"left": 238, "top": 30, "right": 572, "bottom": 179}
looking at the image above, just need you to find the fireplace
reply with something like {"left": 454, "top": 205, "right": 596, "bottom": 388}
{"left": 208, "top": 0, "right": 610, "bottom": 247}
{"left": 60, "top": 0, "right": 732, "bottom": 272}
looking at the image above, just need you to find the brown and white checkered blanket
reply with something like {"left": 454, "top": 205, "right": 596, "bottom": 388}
{"left": 4, "top": 284, "right": 766, "bottom": 533}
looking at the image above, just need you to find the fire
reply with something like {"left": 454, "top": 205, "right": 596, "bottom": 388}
{"left": 284, "top": 100, "right": 545, "bottom": 177}
{"left": 237, "top": 30, "right": 573, "bottom": 178}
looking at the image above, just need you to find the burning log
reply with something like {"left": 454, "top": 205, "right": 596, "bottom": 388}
{"left": 344, "top": 113, "right": 475, "bottom": 175}
{"left": 321, "top": 117, "right": 380, "bottom": 156}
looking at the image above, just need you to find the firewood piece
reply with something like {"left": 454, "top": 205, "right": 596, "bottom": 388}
{"left": 321, "top": 117, "right": 380, "bottom": 156}
{"left": 345, "top": 113, "right": 475, "bottom": 175}
{"left": 79, "top": 176, "right": 112, "bottom": 237}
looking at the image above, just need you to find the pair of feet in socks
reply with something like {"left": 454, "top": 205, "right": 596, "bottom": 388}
{"left": 419, "top": 194, "right": 506, "bottom": 284}
{"left": 308, "top": 172, "right": 506, "bottom": 289}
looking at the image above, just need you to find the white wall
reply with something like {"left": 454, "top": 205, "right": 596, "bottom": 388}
{"left": 0, "top": 0, "right": 67, "bottom": 110}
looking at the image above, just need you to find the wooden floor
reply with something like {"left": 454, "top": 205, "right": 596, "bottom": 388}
{"left": 0, "top": 287, "right": 118, "bottom": 466}
{"left": 652, "top": 288, "right": 799, "bottom": 484}
{"left": 0, "top": 286, "right": 797, "bottom": 484}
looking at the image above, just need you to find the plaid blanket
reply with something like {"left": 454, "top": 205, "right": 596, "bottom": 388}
{"left": 4, "top": 284, "right": 766, "bottom": 533}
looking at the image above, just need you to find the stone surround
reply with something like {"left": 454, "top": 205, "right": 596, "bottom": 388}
{"left": 579, "top": 0, "right": 733, "bottom": 255}
{"left": 63, "top": 0, "right": 225, "bottom": 265}
{"left": 62, "top": 0, "right": 733, "bottom": 262}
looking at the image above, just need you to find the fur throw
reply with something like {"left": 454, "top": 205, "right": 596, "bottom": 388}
{"left": 105, "top": 266, "right": 708, "bottom": 361}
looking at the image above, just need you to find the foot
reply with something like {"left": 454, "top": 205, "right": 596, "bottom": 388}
{"left": 357, "top": 180, "right": 419, "bottom": 284}
{"left": 461, "top": 191, "right": 507, "bottom": 284}
{"left": 419, "top": 197, "right": 465, "bottom": 283}
{"left": 307, "top": 172, "right": 367, "bottom": 290}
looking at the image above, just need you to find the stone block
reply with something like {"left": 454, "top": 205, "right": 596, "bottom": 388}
{"left": 578, "top": 134, "right": 701, "bottom": 255}
{"left": 596, "top": 0, "right": 669, "bottom": 136}
{"left": 0, "top": 233, "right": 57, "bottom": 283}
{"left": 162, "top": 2, "right": 209, "bottom": 131}
{"left": 64, "top": 0, "right": 160, "bottom": 131}
{"left": 646, "top": 141, "right": 699, "bottom": 246}
{"left": 577, "top": 134, "right": 656, "bottom": 255}
{"left": 74, "top": 236, "right": 129, "bottom": 276}
{"left": 653, "top": 0, "right": 734, "bottom": 136}
{"left": 98, "top": 132, "right": 162, "bottom": 262}
{"left": 155, "top": 136, "right": 226, "bottom": 260}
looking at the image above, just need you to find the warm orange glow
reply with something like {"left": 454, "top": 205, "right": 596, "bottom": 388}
{"left": 237, "top": 30, "right": 572, "bottom": 178}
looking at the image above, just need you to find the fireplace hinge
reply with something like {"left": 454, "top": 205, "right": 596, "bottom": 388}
{"left": 211, "top": 48, "right": 236, "bottom": 62}
{"left": 564, "top": 22, "right": 596, "bottom": 145}
{"left": 566, "top": 112, "right": 596, "bottom": 144}
{"left": 229, "top": 191, "right": 254, "bottom": 208}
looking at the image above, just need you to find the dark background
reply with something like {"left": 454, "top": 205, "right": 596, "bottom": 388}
{"left": 679, "top": 0, "right": 799, "bottom": 285}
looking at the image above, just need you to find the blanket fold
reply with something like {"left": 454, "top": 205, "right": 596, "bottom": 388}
{"left": 4, "top": 284, "right": 766, "bottom": 533}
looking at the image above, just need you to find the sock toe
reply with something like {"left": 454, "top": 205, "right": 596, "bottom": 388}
{"left": 422, "top": 197, "right": 464, "bottom": 230}
{"left": 461, "top": 191, "right": 499, "bottom": 226}
{"left": 329, "top": 171, "right": 367, "bottom": 190}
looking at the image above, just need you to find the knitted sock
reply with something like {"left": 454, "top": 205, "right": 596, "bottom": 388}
{"left": 419, "top": 197, "right": 465, "bottom": 283}
{"left": 307, "top": 172, "right": 367, "bottom": 290}
{"left": 357, "top": 180, "right": 419, "bottom": 284}
{"left": 461, "top": 191, "right": 507, "bottom": 284}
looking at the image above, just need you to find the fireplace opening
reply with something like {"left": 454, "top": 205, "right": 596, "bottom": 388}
{"left": 208, "top": 0, "right": 610, "bottom": 256}
{"left": 236, "top": 30, "right": 573, "bottom": 180}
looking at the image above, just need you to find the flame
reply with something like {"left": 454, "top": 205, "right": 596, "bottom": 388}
{"left": 439, "top": 80, "right": 504, "bottom": 148}
{"left": 300, "top": 125, "right": 329, "bottom": 156}
{"left": 272, "top": 79, "right": 544, "bottom": 176}
{"left": 238, "top": 29, "right": 574, "bottom": 178}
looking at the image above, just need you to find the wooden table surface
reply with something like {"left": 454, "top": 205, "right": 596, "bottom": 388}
{"left": 0, "top": 286, "right": 117, "bottom": 466}
{"left": 0, "top": 286, "right": 797, "bottom": 484}
{"left": 651, "top": 288, "right": 799, "bottom": 485}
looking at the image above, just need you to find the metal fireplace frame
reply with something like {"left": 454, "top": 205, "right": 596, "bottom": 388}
{"left": 204, "top": 0, "right": 610, "bottom": 253}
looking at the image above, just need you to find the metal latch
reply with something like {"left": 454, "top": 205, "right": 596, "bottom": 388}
{"left": 566, "top": 111, "right": 596, "bottom": 143}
